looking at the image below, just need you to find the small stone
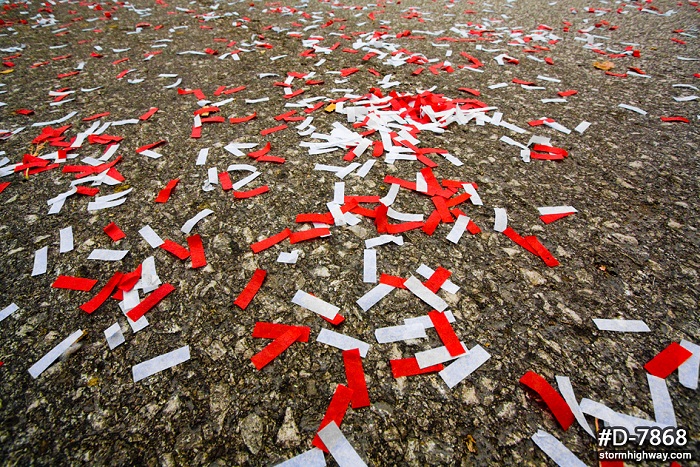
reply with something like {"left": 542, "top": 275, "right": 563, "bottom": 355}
{"left": 240, "top": 413, "right": 264, "bottom": 454}
{"left": 521, "top": 269, "right": 546, "bottom": 286}
{"left": 611, "top": 233, "right": 638, "bottom": 246}
{"left": 276, "top": 407, "right": 300, "bottom": 447}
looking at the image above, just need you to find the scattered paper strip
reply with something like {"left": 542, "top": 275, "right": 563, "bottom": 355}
{"left": 28, "top": 329, "right": 84, "bottom": 379}
{"left": 317, "top": 421, "right": 368, "bottom": 467}
{"left": 531, "top": 430, "right": 587, "bottom": 467}
{"left": 132, "top": 345, "right": 190, "bottom": 383}
{"left": 439, "top": 345, "right": 490, "bottom": 389}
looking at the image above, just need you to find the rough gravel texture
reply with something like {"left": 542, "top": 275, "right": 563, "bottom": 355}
{"left": 0, "top": 0, "right": 698, "bottom": 465}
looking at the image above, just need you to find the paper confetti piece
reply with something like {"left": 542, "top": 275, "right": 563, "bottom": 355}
{"left": 356, "top": 283, "right": 394, "bottom": 312}
{"left": 251, "top": 327, "right": 304, "bottom": 370}
{"left": 390, "top": 358, "right": 444, "bottom": 378}
{"left": 579, "top": 399, "right": 667, "bottom": 432}
{"left": 363, "top": 249, "right": 376, "bottom": 283}
{"left": 343, "top": 348, "right": 370, "bottom": 408}
{"left": 28, "top": 330, "right": 83, "bottom": 379}
{"left": 160, "top": 240, "right": 190, "bottom": 260}
{"left": 439, "top": 345, "right": 490, "bottom": 389}
{"left": 138, "top": 225, "right": 164, "bottom": 248}
{"left": 520, "top": 371, "right": 575, "bottom": 430}
{"left": 312, "top": 385, "right": 354, "bottom": 452}
{"left": 275, "top": 448, "right": 326, "bottom": 467}
{"left": 647, "top": 374, "right": 676, "bottom": 426}
{"left": 104, "top": 322, "right": 125, "bottom": 350}
{"left": 415, "top": 343, "right": 467, "bottom": 369}
{"left": 404, "top": 276, "right": 448, "bottom": 312}
{"left": 644, "top": 342, "right": 693, "bottom": 379}
{"left": 51, "top": 276, "right": 98, "bottom": 292}
{"left": 375, "top": 324, "right": 427, "bottom": 343}
{"left": 181, "top": 208, "right": 214, "bottom": 234}
{"left": 678, "top": 340, "right": 699, "bottom": 390}
{"left": 317, "top": 329, "right": 370, "bottom": 357}
{"left": 593, "top": 319, "right": 650, "bottom": 332}
{"left": 292, "top": 290, "right": 339, "bottom": 320}
{"left": 317, "top": 421, "right": 368, "bottom": 467}
{"left": 531, "top": 430, "right": 587, "bottom": 467}
{"left": 125, "top": 283, "right": 176, "bottom": 321}
{"left": 538, "top": 206, "right": 578, "bottom": 224}
{"left": 80, "top": 272, "right": 124, "bottom": 314}
{"left": 31, "top": 246, "right": 49, "bottom": 276}
{"left": 0, "top": 303, "right": 19, "bottom": 322}
{"left": 187, "top": 234, "right": 207, "bottom": 269}
{"left": 555, "top": 376, "right": 595, "bottom": 438}
{"left": 132, "top": 345, "right": 190, "bottom": 383}
{"left": 234, "top": 269, "right": 267, "bottom": 310}
{"left": 155, "top": 178, "right": 179, "bottom": 203}
{"left": 59, "top": 227, "right": 74, "bottom": 253}
{"left": 103, "top": 222, "right": 126, "bottom": 241}
{"left": 252, "top": 323, "right": 310, "bottom": 342}
{"left": 88, "top": 249, "right": 129, "bottom": 261}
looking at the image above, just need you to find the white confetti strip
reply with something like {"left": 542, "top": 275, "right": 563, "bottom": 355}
{"left": 28, "top": 329, "right": 84, "bottom": 379}
{"left": 196, "top": 147, "right": 209, "bottom": 166}
{"left": 416, "top": 343, "right": 468, "bottom": 369}
{"left": 647, "top": 374, "right": 676, "bottom": 426}
{"left": 579, "top": 399, "right": 668, "bottom": 432}
{"left": 531, "top": 430, "right": 587, "bottom": 467}
{"left": 292, "top": 290, "right": 339, "bottom": 320}
{"left": 493, "top": 208, "right": 507, "bottom": 232}
{"left": 404, "top": 276, "right": 448, "bottom": 311}
{"left": 138, "top": 225, "right": 164, "bottom": 248}
{"left": 555, "top": 376, "right": 595, "bottom": 438}
{"left": 538, "top": 206, "right": 578, "bottom": 216}
{"left": 88, "top": 249, "right": 129, "bottom": 261}
{"left": 618, "top": 103, "right": 647, "bottom": 115}
{"left": 404, "top": 310, "right": 455, "bottom": 329}
{"left": 132, "top": 345, "right": 191, "bottom": 383}
{"left": 439, "top": 345, "right": 490, "bottom": 389}
{"left": 365, "top": 235, "right": 403, "bottom": 249}
{"left": 275, "top": 448, "right": 326, "bottom": 467}
{"left": 104, "top": 322, "right": 125, "bottom": 350}
{"left": 592, "top": 319, "right": 650, "bottom": 332}
{"left": 446, "top": 215, "right": 470, "bottom": 244}
{"left": 679, "top": 339, "right": 700, "bottom": 390}
{"left": 141, "top": 256, "right": 161, "bottom": 293}
{"left": 317, "top": 421, "right": 368, "bottom": 467}
{"left": 333, "top": 181, "right": 345, "bottom": 205}
{"left": 463, "top": 183, "right": 482, "bottom": 206}
{"left": 574, "top": 121, "right": 591, "bottom": 134}
{"left": 32, "top": 246, "right": 48, "bottom": 276}
{"left": 363, "top": 249, "right": 377, "bottom": 283}
{"left": 317, "top": 329, "right": 370, "bottom": 357}
{"left": 356, "top": 283, "right": 394, "bottom": 312}
{"left": 379, "top": 184, "right": 400, "bottom": 206}
{"left": 0, "top": 303, "right": 19, "bottom": 322}
{"left": 375, "top": 323, "right": 427, "bottom": 343}
{"left": 181, "top": 208, "right": 214, "bottom": 234}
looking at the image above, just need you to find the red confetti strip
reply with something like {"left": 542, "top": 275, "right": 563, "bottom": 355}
{"left": 75, "top": 186, "right": 99, "bottom": 196}
{"left": 187, "top": 234, "right": 207, "bottom": 269}
{"left": 229, "top": 112, "right": 257, "bottom": 124}
{"left": 154, "top": 178, "right": 179, "bottom": 203}
{"left": 136, "top": 140, "right": 166, "bottom": 153}
{"left": 312, "top": 384, "right": 354, "bottom": 452}
{"left": 103, "top": 222, "right": 126, "bottom": 242}
{"left": 644, "top": 342, "right": 693, "bottom": 379}
{"left": 251, "top": 327, "right": 304, "bottom": 370}
{"left": 379, "top": 274, "right": 406, "bottom": 289}
{"left": 233, "top": 268, "right": 267, "bottom": 310}
{"left": 51, "top": 276, "right": 98, "bottom": 292}
{"left": 248, "top": 142, "right": 271, "bottom": 159}
{"left": 429, "top": 311, "right": 465, "bottom": 356}
{"left": 423, "top": 267, "right": 452, "bottom": 293}
{"left": 0, "top": 182, "right": 10, "bottom": 195}
{"left": 15, "top": 109, "right": 35, "bottom": 116}
{"left": 160, "top": 239, "right": 190, "bottom": 260}
{"left": 390, "top": 357, "right": 444, "bottom": 378}
{"left": 218, "top": 172, "right": 233, "bottom": 191}
{"left": 343, "top": 348, "right": 370, "bottom": 409}
{"left": 502, "top": 227, "right": 538, "bottom": 256}
{"left": 466, "top": 220, "right": 481, "bottom": 235}
{"left": 118, "top": 265, "right": 142, "bottom": 292}
{"left": 252, "top": 322, "right": 310, "bottom": 342}
{"left": 139, "top": 107, "right": 159, "bottom": 121}
{"left": 250, "top": 228, "right": 291, "bottom": 253}
{"left": 557, "top": 90, "right": 578, "bottom": 97}
{"left": 432, "top": 196, "right": 454, "bottom": 223}
{"left": 233, "top": 185, "right": 270, "bottom": 199}
{"left": 82, "top": 112, "right": 110, "bottom": 121}
{"left": 125, "top": 283, "right": 176, "bottom": 321}
{"left": 80, "top": 271, "right": 124, "bottom": 314}
{"left": 289, "top": 228, "right": 330, "bottom": 244}
{"left": 519, "top": 371, "right": 575, "bottom": 430}
{"left": 660, "top": 116, "right": 689, "bottom": 123}
{"left": 540, "top": 212, "right": 575, "bottom": 224}
{"left": 525, "top": 236, "right": 560, "bottom": 267}
{"left": 458, "top": 87, "right": 480, "bottom": 96}
{"left": 260, "top": 124, "right": 287, "bottom": 136}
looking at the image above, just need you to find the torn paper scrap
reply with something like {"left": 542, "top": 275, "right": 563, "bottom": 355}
{"left": 132, "top": 345, "right": 190, "bottom": 383}
{"left": 292, "top": 290, "right": 339, "bottom": 320}
{"left": 579, "top": 399, "right": 668, "bottom": 431}
{"left": 32, "top": 246, "right": 48, "bottom": 276}
{"left": 647, "top": 374, "right": 676, "bottom": 426}
{"left": 493, "top": 208, "right": 507, "bottom": 232}
{"left": 531, "top": 430, "right": 587, "bottom": 467}
{"left": 317, "top": 329, "right": 370, "bottom": 358}
{"left": 275, "top": 448, "right": 326, "bottom": 467}
{"left": 28, "top": 329, "right": 84, "bottom": 379}
{"left": 317, "top": 421, "right": 368, "bottom": 467}
{"left": 138, "top": 225, "right": 165, "bottom": 248}
{"left": 404, "top": 276, "right": 448, "bottom": 312}
{"left": 277, "top": 251, "right": 299, "bottom": 264}
{"left": 181, "top": 208, "right": 214, "bottom": 234}
{"left": 104, "top": 322, "right": 125, "bottom": 350}
{"left": 593, "top": 319, "right": 650, "bottom": 332}
{"left": 678, "top": 340, "right": 700, "bottom": 390}
{"left": 0, "top": 303, "right": 19, "bottom": 322}
{"left": 439, "top": 345, "right": 491, "bottom": 389}
{"left": 59, "top": 227, "right": 74, "bottom": 253}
